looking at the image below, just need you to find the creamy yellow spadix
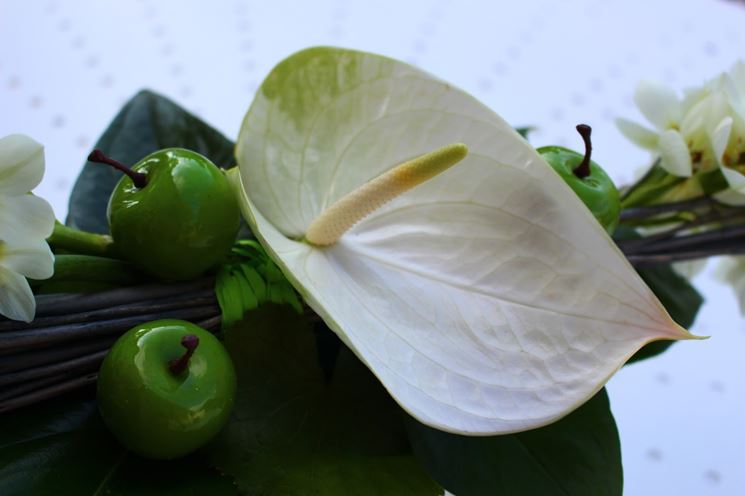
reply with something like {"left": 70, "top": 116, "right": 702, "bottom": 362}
{"left": 232, "top": 47, "right": 698, "bottom": 435}
{"left": 305, "top": 143, "right": 468, "bottom": 246}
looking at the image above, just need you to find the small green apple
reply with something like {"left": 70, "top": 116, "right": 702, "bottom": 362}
{"left": 537, "top": 124, "right": 620, "bottom": 234}
{"left": 97, "top": 319, "right": 236, "bottom": 460}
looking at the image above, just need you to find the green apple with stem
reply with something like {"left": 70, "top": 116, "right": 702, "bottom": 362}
{"left": 537, "top": 124, "right": 621, "bottom": 234}
{"left": 87, "top": 148, "right": 241, "bottom": 281}
{"left": 97, "top": 319, "right": 236, "bottom": 460}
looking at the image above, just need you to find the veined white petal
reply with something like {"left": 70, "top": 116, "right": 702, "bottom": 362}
{"left": 710, "top": 116, "right": 733, "bottom": 162}
{"left": 615, "top": 118, "right": 659, "bottom": 150}
{"left": 634, "top": 80, "right": 681, "bottom": 129}
{"left": 2, "top": 238, "right": 54, "bottom": 280}
{"left": 0, "top": 266, "right": 36, "bottom": 322}
{"left": 658, "top": 130, "right": 693, "bottom": 176}
{"left": 0, "top": 194, "right": 56, "bottom": 242}
{"left": 235, "top": 47, "right": 695, "bottom": 435}
{"left": 0, "top": 134, "right": 45, "bottom": 195}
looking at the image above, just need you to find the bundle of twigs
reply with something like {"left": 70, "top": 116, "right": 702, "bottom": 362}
{"left": 2, "top": 198, "right": 745, "bottom": 413}
{"left": 0, "top": 278, "right": 220, "bottom": 414}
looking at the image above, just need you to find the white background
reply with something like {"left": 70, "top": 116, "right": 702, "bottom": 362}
{"left": 2, "top": 0, "right": 744, "bottom": 494}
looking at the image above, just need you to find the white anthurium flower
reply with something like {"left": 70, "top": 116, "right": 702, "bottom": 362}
{"left": 232, "top": 47, "right": 696, "bottom": 435}
{"left": 617, "top": 61, "right": 745, "bottom": 197}
{"left": 0, "top": 134, "right": 55, "bottom": 322}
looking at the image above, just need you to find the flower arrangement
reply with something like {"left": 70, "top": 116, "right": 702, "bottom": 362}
{"left": 1, "top": 48, "right": 743, "bottom": 495}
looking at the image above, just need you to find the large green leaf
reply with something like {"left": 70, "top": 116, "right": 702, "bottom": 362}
{"left": 66, "top": 90, "right": 235, "bottom": 234}
{"left": 0, "top": 391, "right": 238, "bottom": 496}
{"left": 205, "top": 304, "right": 441, "bottom": 495}
{"left": 406, "top": 388, "right": 622, "bottom": 496}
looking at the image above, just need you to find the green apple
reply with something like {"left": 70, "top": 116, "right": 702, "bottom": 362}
{"left": 97, "top": 319, "right": 236, "bottom": 460}
{"left": 88, "top": 148, "right": 241, "bottom": 281}
{"left": 537, "top": 125, "right": 620, "bottom": 234}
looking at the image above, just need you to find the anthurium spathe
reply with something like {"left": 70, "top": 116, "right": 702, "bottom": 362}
{"left": 232, "top": 47, "right": 696, "bottom": 435}
{"left": 0, "top": 134, "right": 55, "bottom": 322}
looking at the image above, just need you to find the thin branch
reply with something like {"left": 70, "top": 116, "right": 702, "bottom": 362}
{"left": 619, "top": 197, "right": 718, "bottom": 221}
{"left": 0, "top": 291, "right": 216, "bottom": 332}
{"left": 0, "top": 373, "right": 98, "bottom": 414}
{"left": 0, "top": 305, "right": 220, "bottom": 353}
{"left": 0, "top": 350, "right": 107, "bottom": 388}
{"left": 32, "top": 277, "right": 214, "bottom": 317}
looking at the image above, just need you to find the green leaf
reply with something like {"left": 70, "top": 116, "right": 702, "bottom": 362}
{"left": 239, "top": 265, "right": 267, "bottom": 302}
{"left": 613, "top": 227, "right": 704, "bottom": 363}
{"left": 515, "top": 126, "right": 534, "bottom": 139}
{"left": 66, "top": 90, "right": 235, "bottom": 233}
{"left": 406, "top": 388, "right": 622, "bottom": 496}
{"left": 0, "top": 391, "right": 238, "bottom": 495}
{"left": 205, "top": 305, "right": 441, "bottom": 495}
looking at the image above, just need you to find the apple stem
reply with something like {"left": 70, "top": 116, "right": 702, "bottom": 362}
{"left": 168, "top": 334, "right": 199, "bottom": 375}
{"left": 573, "top": 124, "right": 593, "bottom": 179}
{"left": 88, "top": 149, "right": 148, "bottom": 188}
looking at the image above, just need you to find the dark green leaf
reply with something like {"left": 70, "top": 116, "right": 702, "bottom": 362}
{"left": 205, "top": 305, "right": 440, "bottom": 495}
{"left": 66, "top": 90, "right": 235, "bottom": 233}
{"left": 406, "top": 388, "right": 622, "bottom": 496}
{"left": 0, "top": 391, "right": 238, "bottom": 496}
{"left": 515, "top": 126, "right": 534, "bottom": 139}
{"left": 614, "top": 227, "right": 704, "bottom": 363}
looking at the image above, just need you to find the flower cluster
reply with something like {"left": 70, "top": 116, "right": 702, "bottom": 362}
{"left": 0, "top": 135, "right": 55, "bottom": 322}
{"left": 617, "top": 60, "right": 745, "bottom": 202}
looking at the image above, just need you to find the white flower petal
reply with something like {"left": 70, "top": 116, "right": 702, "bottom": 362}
{"left": 0, "top": 266, "right": 36, "bottom": 322}
{"left": 615, "top": 118, "right": 659, "bottom": 150}
{"left": 716, "top": 256, "right": 745, "bottom": 315}
{"left": 728, "top": 60, "right": 745, "bottom": 96}
{"left": 3, "top": 238, "right": 54, "bottom": 280}
{"left": 710, "top": 116, "right": 733, "bottom": 162}
{"left": 634, "top": 80, "right": 681, "bottom": 129}
{"left": 713, "top": 188, "right": 745, "bottom": 206}
{"left": 235, "top": 47, "right": 695, "bottom": 435}
{"left": 719, "top": 166, "right": 745, "bottom": 192}
{"left": 658, "top": 130, "right": 693, "bottom": 176}
{"left": 0, "top": 194, "right": 56, "bottom": 242}
{"left": 0, "top": 134, "right": 45, "bottom": 195}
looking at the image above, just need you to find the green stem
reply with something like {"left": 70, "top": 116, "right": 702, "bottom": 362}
{"left": 29, "top": 255, "right": 148, "bottom": 294}
{"left": 47, "top": 221, "right": 118, "bottom": 258}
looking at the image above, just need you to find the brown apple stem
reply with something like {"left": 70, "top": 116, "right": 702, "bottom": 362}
{"left": 573, "top": 124, "right": 592, "bottom": 179}
{"left": 169, "top": 334, "right": 199, "bottom": 375}
{"left": 88, "top": 149, "right": 148, "bottom": 188}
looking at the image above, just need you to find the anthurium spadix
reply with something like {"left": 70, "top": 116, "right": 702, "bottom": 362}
{"left": 232, "top": 47, "right": 697, "bottom": 435}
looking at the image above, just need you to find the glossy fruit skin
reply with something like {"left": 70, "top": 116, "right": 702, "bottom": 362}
{"left": 537, "top": 146, "right": 620, "bottom": 234}
{"left": 107, "top": 148, "right": 240, "bottom": 281}
{"left": 97, "top": 319, "right": 236, "bottom": 460}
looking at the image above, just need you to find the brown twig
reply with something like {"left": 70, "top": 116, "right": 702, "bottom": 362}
{"left": 0, "top": 305, "right": 220, "bottom": 353}
{"left": 0, "top": 373, "right": 98, "bottom": 414}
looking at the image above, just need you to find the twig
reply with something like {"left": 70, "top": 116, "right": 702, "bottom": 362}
{"left": 32, "top": 277, "right": 214, "bottom": 317}
{"left": 0, "top": 291, "right": 216, "bottom": 332}
{"left": 0, "top": 373, "right": 98, "bottom": 414}
{"left": 627, "top": 246, "right": 745, "bottom": 267}
{"left": 619, "top": 197, "right": 717, "bottom": 221}
{"left": 0, "top": 305, "right": 220, "bottom": 353}
{"left": 0, "top": 337, "right": 116, "bottom": 374}
{"left": 0, "top": 350, "right": 107, "bottom": 388}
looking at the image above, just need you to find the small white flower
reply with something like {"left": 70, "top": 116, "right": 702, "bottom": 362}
{"left": 0, "top": 135, "right": 55, "bottom": 322}
{"left": 617, "top": 61, "right": 745, "bottom": 189}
